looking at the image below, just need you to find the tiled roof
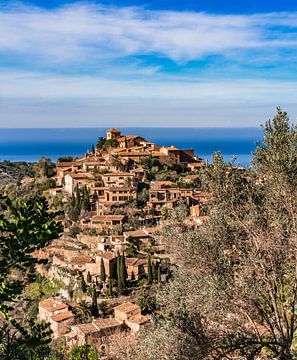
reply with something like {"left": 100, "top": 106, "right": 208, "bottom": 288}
{"left": 39, "top": 298, "right": 67, "bottom": 312}
{"left": 51, "top": 310, "right": 74, "bottom": 322}
{"left": 73, "top": 323, "right": 99, "bottom": 335}
{"left": 101, "top": 251, "right": 117, "bottom": 260}
{"left": 102, "top": 172, "right": 133, "bottom": 177}
{"left": 70, "top": 255, "right": 92, "bottom": 265}
{"left": 127, "top": 314, "right": 151, "bottom": 325}
{"left": 126, "top": 258, "right": 147, "bottom": 267}
{"left": 124, "top": 230, "right": 150, "bottom": 238}
{"left": 117, "top": 135, "right": 144, "bottom": 142}
{"left": 114, "top": 302, "right": 140, "bottom": 314}
{"left": 93, "top": 318, "right": 121, "bottom": 330}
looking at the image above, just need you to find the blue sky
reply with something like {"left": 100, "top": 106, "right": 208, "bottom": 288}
{"left": 1, "top": 0, "right": 297, "bottom": 127}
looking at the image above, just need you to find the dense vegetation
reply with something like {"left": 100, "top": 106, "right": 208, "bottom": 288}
{"left": 2, "top": 108, "right": 297, "bottom": 359}
{"left": 116, "top": 108, "right": 297, "bottom": 360}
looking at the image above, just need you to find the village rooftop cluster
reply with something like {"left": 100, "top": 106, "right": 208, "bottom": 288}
{"left": 34, "top": 128, "right": 217, "bottom": 355}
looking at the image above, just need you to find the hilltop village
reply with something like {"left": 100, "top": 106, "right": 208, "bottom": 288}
{"left": 30, "top": 128, "right": 218, "bottom": 356}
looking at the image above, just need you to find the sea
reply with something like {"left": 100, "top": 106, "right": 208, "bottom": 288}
{"left": 0, "top": 128, "right": 263, "bottom": 167}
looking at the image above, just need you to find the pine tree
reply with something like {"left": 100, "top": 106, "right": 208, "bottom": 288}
{"left": 81, "top": 275, "right": 87, "bottom": 293}
{"left": 147, "top": 255, "right": 153, "bottom": 284}
{"left": 91, "top": 284, "right": 98, "bottom": 317}
{"left": 100, "top": 258, "right": 106, "bottom": 283}
{"left": 87, "top": 271, "right": 91, "bottom": 283}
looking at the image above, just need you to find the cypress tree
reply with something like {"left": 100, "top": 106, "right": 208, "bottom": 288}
{"left": 108, "top": 278, "right": 113, "bottom": 297}
{"left": 117, "top": 255, "right": 122, "bottom": 295}
{"left": 152, "top": 261, "right": 156, "bottom": 282}
{"left": 82, "top": 185, "right": 90, "bottom": 211}
{"left": 100, "top": 258, "right": 106, "bottom": 283}
{"left": 147, "top": 255, "right": 153, "bottom": 284}
{"left": 117, "top": 253, "right": 122, "bottom": 282}
{"left": 157, "top": 265, "right": 161, "bottom": 284}
{"left": 91, "top": 284, "right": 98, "bottom": 317}
{"left": 92, "top": 144, "right": 95, "bottom": 154}
{"left": 87, "top": 271, "right": 91, "bottom": 283}
{"left": 121, "top": 252, "right": 127, "bottom": 288}
{"left": 81, "top": 275, "right": 87, "bottom": 293}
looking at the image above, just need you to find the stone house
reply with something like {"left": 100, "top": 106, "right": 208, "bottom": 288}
{"left": 38, "top": 298, "right": 75, "bottom": 339}
{"left": 114, "top": 302, "right": 141, "bottom": 324}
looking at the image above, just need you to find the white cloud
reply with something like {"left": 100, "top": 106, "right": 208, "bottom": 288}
{"left": 1, "top": 70, "right": 297, "bottom": 104}
{"left": 1, "top": 3, "right": 297, "bottom": 64}
{"left": 1, "top": 70, "right": 297, "bottom": 128}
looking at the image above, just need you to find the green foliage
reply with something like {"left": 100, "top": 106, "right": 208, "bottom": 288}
{"left": 91, "top": 285, "right": 99, "bottom": 318}
{"left": 0, "top": 313, "right": 52, "bottom": 359}
{"left": 100, "top": 258, "right": 106, "bottom": 283}
{"left": 98, "top": 301, "right": 113, "bottom": 318}
{"left": 134, "top": 108, "right": 297, "bottom": 360}
{"left": 147, "top": 255, "right": 153, "bottom": 284}
{"left": 125, "top": 242, "right": 138, "bottom": 257}
{"left": 140, "top": 157, "right": 161, "bottom": 171}
{"left": 0, "top": 195, "right": 63, "bottom": 318}
{"left": 25, "top": 277, "right": 64, "bottom": 301}
{"left": 96, "top": 137, "right": 105, "bottom": 149}
{"left": 136, "top": 291, "right": 158, "bottom": 314}
{"left": 87, "top": 271, "right": 92, "bottom": 283}
{"left": 36, "top": 157, "right": 55, "bottom": 178}
{"left": 108, "top": 278, "right": 113, "bottom": 297}
{"left": 117, "top": 253, "right": 127, "bottom": 294}
{"left": 68, "top": 345, "right": 98, "bottom": 360}
{"left": 157, "top": 265, "right": 161, "bottom": 284}
{"left": 69, "top": 225, "right": 80, "bottom": 238}
{"left": 65, "top": 185, "right": 90, "bottom": 222}
{"left": 80, "top": 276, "right": 87, "bottom": 293}
{"left": 73, "top": 300, "right": 92, "bottom": 323}
{"left": 103, "top": 138, "right": 119, "bottom": 149}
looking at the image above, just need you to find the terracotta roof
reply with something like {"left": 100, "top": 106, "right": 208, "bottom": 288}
{"left": 107, "top": 128, "right": 121, "bottom": 133}
{"left": 117, "top": 135, "right": 144, "bottom": 142}
{"left": 143, "top": 225, "right": 162, "bottom": 234}
{"left": 184, "top": 175, "right": 199, "bottom": 180}
{"left": 70, "top": 255, "right": 92, "bottom": 265}
{"left": 117, "top": 152, "right": 150, "bottom": 157}
{"left": 150, "top": 181, "right": 175, "bottom": 189}
{"left": 114, "top": 302, "right": 140, "bottom": 314}
{"left": 101, "top": 251, "right": 117, "bottom": 260}
{"left": 39, "top": 298, "right": 67, "bottom": 312}
{"left": 57, "top": 162, "right": 79, "bottom": 167}
{"left": 51, "top": 310, "right": 74, "bottom": 322}
{"left": 93, "top": 318, "right": 121, "bottom": 330}
{"left": 66, "top": 173, "right": 93, "bottom": 179}
{"left": 124, "top": 230, "right": 150, "bottom": 238}
{"left": 107, "top": 186, "right": 135, "bottom": 192}
{"left": 127, "top": 314, "right": 151, "bottom": 325}
{"left": 73, "top": 323, "right": 99, "bottom": 335}
{"left": 102, "top": 172, "right": 133, "bottom": 177}
{"left": 125, "top": 258, "right": 147, "bottom": 267}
